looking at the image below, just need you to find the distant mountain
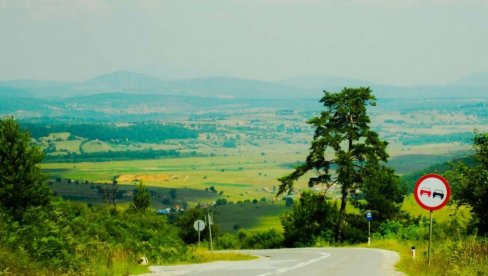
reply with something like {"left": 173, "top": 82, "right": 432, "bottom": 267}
{"left": 0, "top": 71, "right": 171, "bottom": 98}
{"left": 0, "top": 71, "right": 487, "bottom": 100}
{"left": 277, "top": 75, "right": 488, "bottom": 98}
{"left": 451, "top": 72, "right": 488, "bottom": 87}
{"left": 0, "top": 79, "right": 70, "bottom": 89}
{"left": 170, "top": 77, "right": 319, "bottom": 99}
{"left": 276, "top": 75, "right": 378, "bottom": 91}
{"left": 76, "top": 71, "right": 167, "bottom": 92}
{"left": 0, "top": 86, "right": 34, "bottom": 98}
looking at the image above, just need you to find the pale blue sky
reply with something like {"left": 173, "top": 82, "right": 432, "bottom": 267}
{"left": 1, "top": 0, "right": 487, "bottom": 85}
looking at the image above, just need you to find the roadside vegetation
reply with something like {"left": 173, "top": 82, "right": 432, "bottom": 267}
{"left": 0, "top": 117, "right": 252, "bottom": 275}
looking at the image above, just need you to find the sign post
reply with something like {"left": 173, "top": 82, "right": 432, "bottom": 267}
{"left": 193, "top": 220, "right": 205, "bottom": 244}
{"left": 413, "top": 174, "right": 450, "bottom": 266}
{"left": 207, "top": 213, "right": 214, "bottom": 251}
{"left": 366, "top": 211, "right": 373, "bottom": 246}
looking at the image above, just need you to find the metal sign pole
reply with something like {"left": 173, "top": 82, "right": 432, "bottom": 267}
{"left": 368, "top": 220, "right": 371, "bottom": 246}
{"left": 208, "top": 213, "right": 214, "bottom": 251}
{"left": 428, "top": 210, "right": 433, "bottom": 267}
{"left": 198, "top": 223, "right": 201, "bottom": 243}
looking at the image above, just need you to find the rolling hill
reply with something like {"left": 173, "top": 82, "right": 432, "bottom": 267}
{"left": 1, "top": 71, "right": 487, "bottom": 100}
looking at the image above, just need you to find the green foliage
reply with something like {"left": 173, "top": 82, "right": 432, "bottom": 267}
{"left": 171, "top": 207, "right": 220, "bottom": 245}
{"left": 236, "top": 229, "right": 284, "bottom": 249}
{"left": 131, "top": 182, "right": 152, "bottom": 212}
{"left": 281, "top": 191, "right": 338, "bottom": 247}
{"left": 22, "top": 122, "right": 198, "bottom": 143}
{"left": 215, "top": 232, "right": 240, "bottom": 249}
{"left": 169, "top": 188, "right": 177, "bottom": 200}
{"left": 215, "top": 198, "right": 228, "bottom": 206}
{"left": 0, "top": 199, "right": 188, "bottom": 274}
{"left": 353, "top": 163, "right": 406, "bottom": 223}
{"left": 370, "top": 237, "right": 488, "bottom": 276}
{"left": 445, "top": 132, "right": 488, "bottom": 235}
{"left": 278, "top": 88, "right": 396, "bottom": 242}
{"left": 374, "top": 219, "right": 429, "bottom": 241}
{"left": 44, "top": 148, "right": 182, "bottom": 163}
{"left": 0, "top": 117, "right": 52, "bottom": 217}
{"left": 401, "top": 132, "right": 474, "bottom": 145}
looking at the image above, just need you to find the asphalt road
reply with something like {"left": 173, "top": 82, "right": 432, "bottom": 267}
{"left": 142, "top": 248, "right": 404, "bottom": 276}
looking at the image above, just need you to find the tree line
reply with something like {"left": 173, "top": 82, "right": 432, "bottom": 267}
{"left": 22, "top": 121, "right": 198, "bottom": 143}
{"left": 43, "top": 148, "right": 184, "bottom": 163}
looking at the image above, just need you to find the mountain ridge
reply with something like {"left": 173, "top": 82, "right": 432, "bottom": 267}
{"left": 1, "top": 70, "right": 487, "bottom": 99}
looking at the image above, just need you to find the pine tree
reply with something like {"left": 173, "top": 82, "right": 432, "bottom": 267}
{"left": 278, "top": 88, "right": 392, "bottom": 242}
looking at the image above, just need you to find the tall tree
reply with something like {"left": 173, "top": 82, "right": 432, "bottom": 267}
{"left": 446, "top": 132, "right": 488, "bottom": 235}
{"left": 0, "top": 117, "right": 51, "bottom": 217}
{"left": 278, "top": 88, "right": 390, "bottom": 242}
{"left": 131, "top": 181, "right": 151, "bottom": 212}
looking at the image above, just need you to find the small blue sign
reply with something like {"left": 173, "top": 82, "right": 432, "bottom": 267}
{"left": 366, "top": 211, "right": 373, "bottom": 221}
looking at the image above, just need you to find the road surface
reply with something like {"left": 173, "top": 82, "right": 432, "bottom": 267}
{"left": 141, "top": 247, "right": 403, "bottom": 276}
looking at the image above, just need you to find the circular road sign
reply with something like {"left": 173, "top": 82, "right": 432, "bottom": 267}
{"left": 414, "top": 174, "right": 451, "bottom": 211}
{"left": 193, "top": 220, "right": 205, "bottom": 232}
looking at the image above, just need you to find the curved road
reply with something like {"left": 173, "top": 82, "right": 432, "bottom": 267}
{"left": 142, "top": 248, "right": 404, "bottom": 276}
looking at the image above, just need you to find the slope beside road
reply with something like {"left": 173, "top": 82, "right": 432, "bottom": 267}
{"left": 141, "top": 247, "right": 404, "bottom": 276}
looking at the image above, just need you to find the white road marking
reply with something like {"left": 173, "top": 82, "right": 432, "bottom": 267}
{"left": 258, "top": 252, "right": 330, "bottom": 276}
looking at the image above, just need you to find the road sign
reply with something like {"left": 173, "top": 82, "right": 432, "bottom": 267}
{"left": 366, "top": 211, "right": 373, "bottom": 221}
{"left": 193, "top": 220, "right": 205, "bottom": 232}
{"left": 414, "top": 174, "right": 451, "bottom": 211}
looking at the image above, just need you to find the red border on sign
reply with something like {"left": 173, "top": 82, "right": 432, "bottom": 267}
{"left": 413, "top": 174, "right": 451, "bottom": 211}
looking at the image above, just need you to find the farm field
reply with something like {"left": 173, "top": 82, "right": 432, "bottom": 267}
{"left": 34, "top": 97, "right": 487, "bottom": 232}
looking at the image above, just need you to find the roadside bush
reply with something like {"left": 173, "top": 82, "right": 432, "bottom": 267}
{"left": 216, "top": 233, "right": 240, "bottom": 249}
{"left": 281, "top": 191, "right": 338, "bottom": 247}
{"left": 171, "top": 207, "right": 220, "bottom": 245}
{"left": 373, "top": 215, "right": 468, "bottom": 242}
{"left": 342, "top": 214, "right": 368, "bottom": 244}
{"left": 0, "top": 198, "right": 190, "bottom": 274}
{"left": 374, "top": 219, "right": 429, "bottom": 241}
{"left": 237, "top": 229, "right": 284, "bottom": 249}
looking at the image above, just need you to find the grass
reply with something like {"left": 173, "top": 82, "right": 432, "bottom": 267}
{"left": 92, "top": 248, "right": 150, "bottom": 276}
{"left": 186, "top": 246, "right": 258, "bottom": 263}
{"left": 55, "top": 140, "right": 83, "bottom": 153}
{"left": 365, "top": 238, "right": 488, "bottom": 276}
{"left": 41, "top": 153, "right": 308, "bottom": 203}
{"left": 214, "top": 201, "right": 287, "bottom": 232}
{"left": 82, "top": 140, "right": 114, "bottom": 153}
{"left": 203, "top": 182, "right": 253, "bottom": 188}
{"left": 401, "top": 195, "right": 472, "bottom": 225}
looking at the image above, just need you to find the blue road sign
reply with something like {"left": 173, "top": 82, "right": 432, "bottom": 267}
{"left": 366, "top": 211, "right": 373, "bottom": 221}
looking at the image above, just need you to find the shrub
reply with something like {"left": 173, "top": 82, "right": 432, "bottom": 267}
{"left": 281, "top": 191, "right": 338, "bottom": 247}
{"left": 237, "top": 229, "right": 284, "bottom": 249}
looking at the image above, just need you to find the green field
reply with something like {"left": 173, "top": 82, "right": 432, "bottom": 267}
{"left": 34, "top": 98, "right": 487, "bottom": 233}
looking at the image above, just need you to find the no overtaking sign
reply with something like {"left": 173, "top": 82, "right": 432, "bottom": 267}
{"left": 413, "top": 173, "right": 451, "bottom": 267}
{"left": 414, "top": 174, "right": 451, "bottom": 211}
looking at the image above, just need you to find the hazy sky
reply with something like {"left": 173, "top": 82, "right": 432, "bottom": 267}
{"left": 1, "top": 0, "right": 487, "bottom": 85}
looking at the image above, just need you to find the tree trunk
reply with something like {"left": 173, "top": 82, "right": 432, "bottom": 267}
{"left": 336, "top": 134, "right": 354, "bottom": 242}
{"left": 336, "top": 188, "right": 348, "bottom": 242}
